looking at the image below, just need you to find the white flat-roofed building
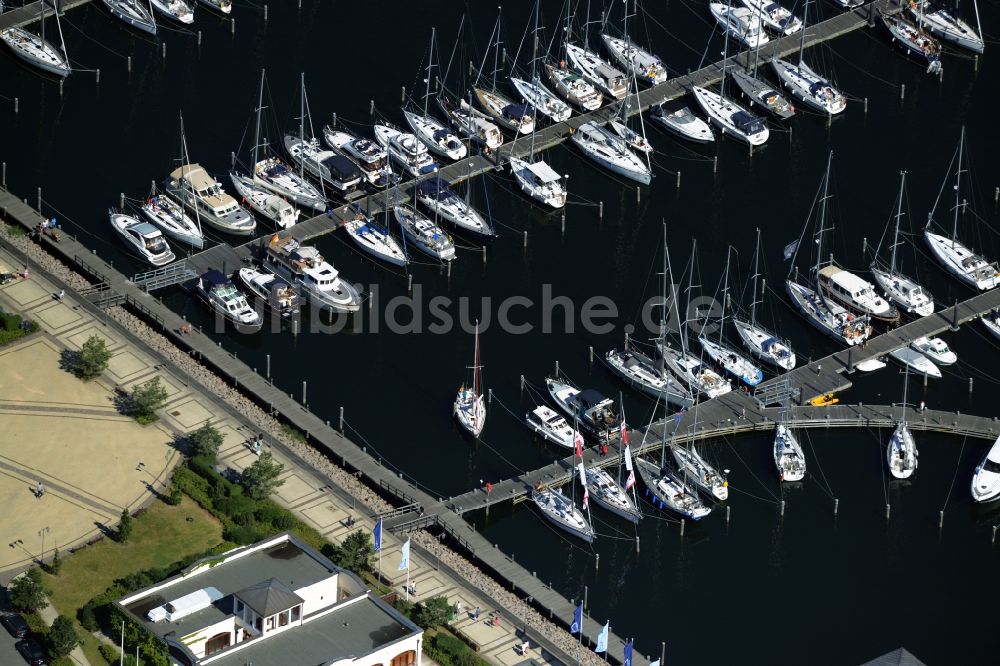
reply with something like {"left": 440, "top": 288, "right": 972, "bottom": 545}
{"left": 116, "top": 533, "right": 422, "bottom": 666}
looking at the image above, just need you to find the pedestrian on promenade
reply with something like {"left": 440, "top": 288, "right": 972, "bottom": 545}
{"left": 474, "top": 606, "right": 481, "bottom": 620}
{"left": 57, "top": 289, "right": 64, "bottom": 302}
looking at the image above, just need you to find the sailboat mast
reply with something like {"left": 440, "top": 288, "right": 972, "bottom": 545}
{"left": 798, "top": 0, "right": 808, "bottom": 68}
{"left": 424, "top": 28, "right": 436, "bottom": 120}
{"left": 473, "top": 322, "right": 480, "bottom": 399}
{"left": 972, "top": 0, "right": 983, "bottom": 45}
{"left": 719, "top": 247, "right": 731, "bottom": 344}
{"left": 890, "top": 171, "right": 906, "bottom": 275}
{"left": 751, "top": 228, "right": 761, "bottom": 327}
{"left": 952, "top": 127, "right": 964, "bottom": 242}
{"left": 179, "top": 112, "right": 202, "bottom": 235}
{"left": 298, "top": 73, "right": 306, "bottom": 183}
{"left": 492, "top": 9, "right": 501, "bottom": 92}
{"left": 721, "top": 4, "right": 729, "bottom": 94}
{"left": 814, "top": 151, "right": 833, "bottom": 278}
{"left": 40, "top": 0, "right": 45, "bottom": 47}
{"left": 900, "top": 361, "right": 909, "bottom": 427}
{"left": 252, "top": 69, "right": 265, "bottom": 170}
{"left": 682, "top": 239, "right": 697, "bottom": 355}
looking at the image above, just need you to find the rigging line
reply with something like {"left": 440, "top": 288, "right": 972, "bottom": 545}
{"left": 941, "top": 431, "right": 969, "bottom": 513}
{"left": 525, "top": 503, "right": 598, "bottom": 554}
{"left": 341, "top": 420, "right": 450, "bottom": 501}
{"left": 719, "top": 432, "right": 780, "bottom": 502}
{"left": 727, "top": 483, "right": 780, "bottom": 505}
{"left": 639, "top": 0, "right": 712, "bottom": 63}
{"left": 636, "top": 496, "right": 682, "bottom": 524}
{"left": 60, "top": 15, "right": 128, "bottom": 60}
{"left": 472, "top": 433, "right": 528, "bottom": 476}
{"left": 800, "top": 428, "right": 835, "bottom": 499}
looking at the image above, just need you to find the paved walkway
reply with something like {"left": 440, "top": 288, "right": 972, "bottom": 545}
{"left": 37, "top": 593, "right": 90, "bottom": 666}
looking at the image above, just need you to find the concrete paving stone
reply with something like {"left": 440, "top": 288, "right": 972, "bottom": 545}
{"left": 272, "top": 472, "right": 315, "bottom": 504}
{"left": 31, "top": 301, "right": 82, "bottom": 331}
{"left": 0, "top": 338, "right": 114, "bottom": 409}
{"left": 462, "top": 615, "right": 514, "bottom": 649}
{"left": 65, "top": 326, "right": 119, "bottom": 352}
{"left": 122, "top": 372, "right": 182, "bottom": 399}
{"left": 105, "top": 350, "right": 151, "bottom": 382}
{"left": 1, "top": 278, "right": 50, "bottom": 307}
{"left": 162, "top": 397, "right": 215, "bottom": 430}
{"left": 301, "top": 500, "right": 347, "bottom": 530}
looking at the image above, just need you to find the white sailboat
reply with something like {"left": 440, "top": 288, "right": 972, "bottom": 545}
{"left": 634, "top": 451, "right": 711, "bottom": 520}
{"left": 393, "top": 204, "right": 456, "bottom": 261}
{"left": 1, "top": 1, "right": 70, "bottom": 77}
{"left": 438, "top": 97, "right": 504, "bottom": 150}
{"left": 771, "top": 0, "right": 847, "bottom": 115}
{"left": 887, "top": 364, "right": 918, "bottom": 480}
{"left": 699, "top": 247, "right": 764, "bottom": 386}
{"left": 403, "top": 28, "right": 468, "bottom": 162}
{"left": 341, "top": 204, "right": 407, "bottom": 267}
{"left": 773, "top": 423, "right": 805, "bottom": 482}
{"left": 510, "top": 76, "right": 572, "bottom": 121}
{"left": 924, "top": 127, "right": 1000, "bottom": 291}
{"left": 531, "top": 485, "right": 595, "bottom": 543}
{"left": 585, "top": 466, "right": 641, "bottom": 523}
{"left": 149, "top": 0, "right": 194, "bottom": 24}
{"left": 785, "top": 153, "right": 872, "bottom": 347}
{"left": 508, "top": 157, "right": 567, "bottom": 209}
{"left": 600, "top": 34, "right": 666, "bottom": 86}
{"left": 740, "top": 0, "right": 801, "bottom": 35}
{"left": 605, "top": 336, "right": 694, "bottom": 409}
{"left": 564, "top": 43, "right": 627, "bottom": 100}
{"left": 709, "top": 2, "right": 769, "bottom": 48}
{"left": 649, "top": 104, "right": 715, "bottom": 144}
{"left": 971, "top": 436, "right": 1000, "bottom": 503}
{"left": 414, "top": 177, "right": 494, "bottom": 237}
{"left": 879, "top": 10, "right": 943, "bottom": 75}
{"left": 453, "top": 322, "right": 486, "bottom": 437}
{"left": 570, "top": 121, "right": 651, "bottom": 185}
{"left": 101, "top": 0, "right": 157, "bottom": 36}
{"left": 140, "top": 182, "right": 204, "bottom": 249}
{"left": 909, "top": 0, "right": 983, "bottom": 54}
{"left": 870, "top": 171, "right": 934, "bottom": 317}
{"left": 671, "top": 400, "right": 729, "bottom": 501}
{"left": 197, "top": 0, "right": 230, "bottom": 14}
{"left": 475, "top": 88, "right": 535, "bottom": 135}
{"left": 733, "top": 228, "right": 796, "bottom": 371}
{"left": 229, "top": 173, "right": 299, "bottom": 229}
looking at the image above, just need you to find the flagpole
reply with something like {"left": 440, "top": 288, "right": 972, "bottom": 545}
{"left": 603, "top": 623, "right": 609, "bottom": 662}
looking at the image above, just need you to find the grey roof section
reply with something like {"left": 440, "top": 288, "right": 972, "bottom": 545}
{"left": 207, "top": 595, "right": 420, "bottom": 666}
{"left": 119, "top": 537, "right": 336, "bottom": 640}
{"left": 860, "top": 648, "right": 929, "bottom": 666}
{"left": 236, "top": 578, "right": 305, "bottom": 618}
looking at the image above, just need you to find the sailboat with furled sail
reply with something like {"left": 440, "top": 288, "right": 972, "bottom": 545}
{"left": 771, "top": 0, "right": 847, "bottom": 115}
{"left": 733, "top": 228, "right": 796, "bottom": 371}
{"left": 510, "top": 1, "right": 572, "bottom": 122}
{"left": 699, "top": 247, "right": 764, "bottom": 386}
{"left": 474, "top": 10, "right": 535, "bottom": 136}
{"left": 532, "top": 443, "right": 595, "bottom": 542}
{"left": 1, "top": 0, "right": 71, "bottom": 77}
{"left": 870, "top": 171, "right": 934, "bottom": 317}
{"left": 634, "top": 401, "right": 711, "bottom": 520}
{"left": 453, "top": 322, "right": 486, "bottom": 437}
{"left": 785, "top": 152, "right": 872, "bottom": 346}
{"left": 887, "top": 364, "right": 918, "bottom": 479}
{"left": 909, "top": 0, "right": 983, "bottom": 54}
{"left": 673, "top": 398, "right": 729, "bottom": 501}
{"left": 585, "top": 410, "right": 641, "bottom": 523}
{"left": 924, "top": 127, "right": 1000, "bottom": 292}
{"left": 403, "top": 27, "right": 468, "bottom": 162}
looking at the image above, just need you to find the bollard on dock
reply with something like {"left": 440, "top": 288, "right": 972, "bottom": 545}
{"left": 780, "top": 500, "right": 785, "bottom": 518}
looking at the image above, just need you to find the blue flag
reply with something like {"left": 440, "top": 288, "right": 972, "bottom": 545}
{"left": 570, "top": 602, "right": 583, "bottom": 634}
{"left": 596, "top": 622, "right": 609, "bottom": 653}
{"left": 623, "top": 639, "right": 633, "bottom": 666}
{"left": 398, "top": 538, "right": 410, "bottom": 571}
{"left": 373, "top": 518, "right": 383, "bottom": 553}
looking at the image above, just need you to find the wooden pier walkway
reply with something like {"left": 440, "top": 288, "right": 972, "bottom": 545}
{"left": 0, "top": 0, "right": 94, "bottom": 30}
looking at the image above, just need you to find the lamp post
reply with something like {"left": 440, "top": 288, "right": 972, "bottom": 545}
{"left": 38, "top": 527, "right": 50, "bottom": 566}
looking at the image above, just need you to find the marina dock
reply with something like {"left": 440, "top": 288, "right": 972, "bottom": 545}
{"left": 0, "top": 0, "right": 94, "bottom": 30}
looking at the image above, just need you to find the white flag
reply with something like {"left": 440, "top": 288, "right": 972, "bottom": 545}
{"left": 623, "top": 444, "right": 636, "bottom": 491}
{"left": 783, "top": 239, "right": 799, "bottom": 260}
{"left": 398, "top": 538, "right": 410, "bottom": 571}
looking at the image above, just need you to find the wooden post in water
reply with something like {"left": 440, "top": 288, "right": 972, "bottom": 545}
{"left": 264, "top": 4, "right": 268, "bottom": 20}
{"left": 679, "top": 519, "right": 685, "bottom": 536}
{"left": 339, "top": 406, "right": 344, "bottom": 432}
{"left": 676, "top": 170, "right": 681, "bottom": 188}
{"left": 834, "top": 498, "right": 839, "bottom": 517}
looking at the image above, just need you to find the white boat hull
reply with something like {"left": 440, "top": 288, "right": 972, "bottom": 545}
{"left": 924, "top": 230, "right": 1000, "bottom": 291}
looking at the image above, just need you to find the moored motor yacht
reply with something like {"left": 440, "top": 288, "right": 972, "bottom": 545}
{"left": 322, "top": 125, "right": 396, "bottom": 187}
{"left": 283, "top": 135, "right": 364, "bottom": 196}
{"left": 600, "top": 34, "right": 666, "bottom": 86}
{"left": 373, "top": 124, "right": 438, "bottom": 178}
{"left": 544, "top": 63, "right": 604, "bottom": 111}
{"left": 774, "top": 424, "right": 805, "bottom": 482}
{"left": 437, "top": 98, "right": 504, "bottom": 150}
{"left": 888, "top": 347, "right": 941, "bottom": 378}
{"left": 263, "top": 235, "right": 362, "bottom": 313}
{"left": 709, "top": 2, "right": 769, "bottom": 48}
{"left": 166, "top": 164, "right": 256, "bottom": 236}
{"left": 564, "top": 43, "right": 627, "bottom": 100}
{"left": 910, "top": 336, "right": 956, "bottom": 365}
{"left": 546, "top": 377, "right": 621, "bottom": 443}
{"left": 818, "top": 265, "right": 899, "bottom": 322}
{"left": 229, "top": 173, "right": 299, "bottom": 229}
{"left": 971, "top": 436, "right": 1000, "bottom": 503}
{"left": 235, "top": 266, "right": 300, "bottom": 319}
{"left": 109, "top": 209, "right": 175, "bottom": 266}
{"left": 525, "top": 405, "right": 578, "bottom": 449}
{"left": 195, "top": 269, "right": 263, "bottom": 333}
{"left": 740, "top": 0, "right": 801, "bottom": 35}
{"left": 649, "top": 103, "right": 714, "bottom": 143}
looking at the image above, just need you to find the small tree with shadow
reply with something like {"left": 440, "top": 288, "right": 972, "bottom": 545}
{"left": 131, "top": 376, "right": 168, "bottom": 425}
{"left": 337, "top": 530, "right": 375, "bottom": 573}
{"left": 47, "top": 547, "right": 61, "bottom": 575}
{"left": 117, "top": 507, "right": 133, "bottom": 543}
{"left": 72, "top": 335, "right": 112, "bottom": 381}
{"left": 241, "top": 450, "right": 285, "bottom": 500}
{"left": 46, "top": 615, "right": 80, "bottom": 660}
{"left": 413, "top": 596, "right": 454, "bottom": 630}
{"left": 9, "top": 567, "right": 47, "bottom": 613}
{"left": 188, "top": 423, "right": 224, "bottom": 461}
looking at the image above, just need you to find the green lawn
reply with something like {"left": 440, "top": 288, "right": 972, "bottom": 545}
{"left": 40, "top": 496, "right": 223, "bottom": 665}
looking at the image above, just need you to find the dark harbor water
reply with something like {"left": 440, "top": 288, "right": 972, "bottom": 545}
{"left": 2, "top": 1, "right": 1000, "bottom": 663}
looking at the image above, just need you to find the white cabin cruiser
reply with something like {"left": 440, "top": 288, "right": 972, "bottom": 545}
{"left": 438, "top": 98, "right": 504, "bottom": 150}
{"left": 229, "top": 173, "right": 298, "bottom": 229}
{"left": 888, "top": 347, "right": 941, "bottom": 378}
{"left": 474, "top": 88, "right": 534, "bottom": 135}
{"left": 264, "top": 236, "right": 362, "bottom": 313}
{"left": 771, "top": 59, "right": 847, "bottom": 115}
{"left": 526, "top": 405, "right": 578, "bottom": 449}
{"left": 235, "top": 266, "right": 300, "bottom": 319}
{"left": 373, "top": 124, "right": 438, "bottom": 178}
{"left": 600, "top": 34, "right": 666, "bottom": 86}
{"left": 887, "top": 423, "right": 918, "bottom": 480}
{"left": 509, "top": 157, "right": 567, "bottom": 209}
{"left": 284, "top": 135, "right": 364, "bottom": 196}
{"left": 101, "top": 0, "right": 157, "bottom": 36}
{"left": 984, "top": 311, "right": 1000, "bottom": 342}
{"left": 109, "top": 210, "right": 175, "bottom": 266}
{"left": 672, "top": 445, "right": 728, "bottom": 501}
{"left": 649, "top": 104, "right": 714, "bottom": 143}
{"left": 635, "top": 457, "right": 711, "bottom": 520}
{"left": 510, "top": 76, "right": 572, "bottom": 122}
{"left": 605, "top": 345, "right": 694, "bottom": 409}
{"left": 140, "top": 191, "right": 203, "bottom": 249}
{"left": 252, "top": 157, "right": 326, "bottom": 212}
{"left": 546, "top": 377, "right": 621, "bottom": 443}
{"left": 659, "top": 344, "right": 733, "bottom": 399}
{"left": 401, "top": 110, "right": 467, "bottom": 161}
{"left": 531, "top": 488, "right": 595, "bottom": 542}
{"left": 585, "top": 467, "right": 641, "bottom": 523}
{"left": 570, "top": 122, "right": 651, "bottom": 185}
{"left": 342, "top": 208, "right": 407, "bottom": 267}
{"left": 564, "top": 43, "right": 627, "bottom": 100}
{"left": 733, "top": 318, "right": 796, "bottom": 371}
{"left": 393, "top": 204, "right": 456, "bottom": 261}
{"left": 166, "top": 164, "right": 256, "bottom": 236}
{"left": 149, "top": 0, "right": 194, "bottom": 24}
{"left": 699, "top": 337, "right": 763, "bottom": 386}
{"left": 414, "top": 178, "right": 494, "bottom": 237}
{"left": 971, "top": 436, "right": 1000, "bottom": 503}
{"left": 741, "top": 0, "right": 801, "bottom": 34}
{"left": 818, "top": 265, "right": 899, "bottom": 322}
{"left": 909, "top": 0, "right": 983, "bottom": 54}
{"left": 692, "top": 86, "right": 769, "bottom": 146}
{"left": 910, "top": 336, "right": 956, "bottom": 365}
{"left": 1, "top": 27, "right": 70, "bottom": 77}
{"left": 322, "top": 126, "right": 396, "bottom": 187}
{"left": 544, "top": 63, "right": 604, "bottom": 111}
{"left": 710, "top": 3, "right": 769, "bottom": 48}
{"left": 774, "top": 425, "right": 805, "bottom": 482}
{"left": 196, "top": 270, "right": 262, "bottom": 333}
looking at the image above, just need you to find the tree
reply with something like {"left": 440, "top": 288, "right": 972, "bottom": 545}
{"left": 117, "top": 507, "right": 133, "bottom": 543}
{"left": 131, "top": 377, "right": 168, "bottom": 425}
{"left": 189, "top": 423, "right": 225, "bottom": 459}
{"left": 413, "top": 596, "right": 453, "bottom": 629}
{"left": 241, "top": 450, "right": 285, "bottom": 500}
{"left": 74, "top": 335, "right": 112, "bottom": 380}
{"left": 48, "top": 547, "right": 61, "bottom": 575}
{"left": 47, "top": 615, "right": 80, "bottom": 659}
{"left": 9, "top": 568, "right": 46, "bottom": 613}
{"left": 337, "top": 530, "right": 374, "bottom": 573}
